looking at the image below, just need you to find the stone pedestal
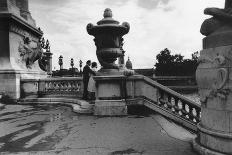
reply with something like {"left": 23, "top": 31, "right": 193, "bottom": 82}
{"left": 0, "top": 0, "right": 47, "bottom": 99}
{"left": 94, "top": 100, "right": 127, "bottom": 116}
{"left": 94, "top": 76, "right": 128, "bottom": 116}
{"left": 194, "top": 2, "right": 232, "bottom": 154}
{"left": 194, "top": 46, "right": 232, "bottom": 154}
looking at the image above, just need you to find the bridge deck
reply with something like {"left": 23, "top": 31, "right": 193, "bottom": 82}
{"left": 0, "top": 104, "right": 198, "bottom": 155}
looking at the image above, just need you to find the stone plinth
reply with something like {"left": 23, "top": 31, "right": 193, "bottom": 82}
{"left": 94, "top": 76, "right": 128, "bottom": 116}
{"left": 94, "top": 100, "right": 127, "bottom": 116}
{"left": 0, "top": 1, "right": 47, "bottom": 99}
{"left": 194, "top": 1, "right": 232, "bottom": 154}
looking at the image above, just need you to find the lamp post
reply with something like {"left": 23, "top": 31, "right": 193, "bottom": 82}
{"left": 79, "top": 59, "right": 83, "bottom": 74}
{"left": 58, "top": 55, "right": 63, "bottom": 70}
{"left": 70, "top": 58, "right": 74, "bottom": 69}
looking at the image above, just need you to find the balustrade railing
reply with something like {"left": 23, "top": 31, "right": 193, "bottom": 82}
{"left": 21, "top": 77, "right": 83, "bottom": 98}
{"left": 142, "top": 77, "right": 201, "bottom": 131}
{"left": 21, "top": 75, "right": 200, "bottom": 131}
{"left": 41, "top": 77, "right": 83, "bottom": 98}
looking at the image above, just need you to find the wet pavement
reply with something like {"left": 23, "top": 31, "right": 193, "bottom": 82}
{"left": 0, "top": 103, "right": 198, "bottom": 155}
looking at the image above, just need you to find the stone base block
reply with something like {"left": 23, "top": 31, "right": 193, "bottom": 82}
{"left": 94, "top": 100, "right": 127, "bottom": 116}
{"left": 197, "top": 124, "right": 232, "bottom": 154}
{"left": 193, "top": 138, "right": 226, "bottom": 155}
{"left": 0, "top": 73, "right": 20, "bottom": 99}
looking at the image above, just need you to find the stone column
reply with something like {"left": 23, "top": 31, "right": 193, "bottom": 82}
{"left": 193, "top": 1, "right": 232, "bottom": 155}
{"left": 0, "top": 0, "right": 46, "bottom": 100}
{"left": 16, "top": 0, "right": 29, "bottom": 19}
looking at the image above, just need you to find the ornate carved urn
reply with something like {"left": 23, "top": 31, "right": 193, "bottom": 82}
{"left": 194, "top": 0, "right": 232, "bottom": 154}
{"left": 87, "top": 8, "right": 130, "bottom": 72}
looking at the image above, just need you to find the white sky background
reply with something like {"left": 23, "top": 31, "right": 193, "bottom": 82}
{"left": 30, "top": 0, "right": 224, "bottom": 69}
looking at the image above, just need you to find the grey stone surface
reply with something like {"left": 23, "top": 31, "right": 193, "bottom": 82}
{"left": 0, "top": 104, "right": 197, "bottom": 155}
{"left": 0, "top": 0, "right": 46, "bottom": 99}
{"left": 94, "top": 100, "right": 127, "bottom": 116}
{"left": 195, "top": 0, "right": 232, "bottom": 154}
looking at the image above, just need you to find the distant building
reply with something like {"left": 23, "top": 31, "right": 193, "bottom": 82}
{"left": 125, "top": 57, "right": 155, "bottom": 78}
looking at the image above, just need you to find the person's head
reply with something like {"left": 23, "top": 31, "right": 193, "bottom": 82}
{"left": 91, "top": 62, "right": 97, "bottom": 68}
{"left": 86, "top": 60, "right": 91, "bottom": 66}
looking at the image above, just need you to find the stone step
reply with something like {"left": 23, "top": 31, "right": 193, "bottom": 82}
{"left": 18, "top": 98, "right": 94, "bottom": 114}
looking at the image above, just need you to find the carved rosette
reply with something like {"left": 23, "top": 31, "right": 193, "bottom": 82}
{"left": 87, "top": 8, "right": 130, "bottom": 69}
{"left": 194, "top": 1, "right": 232, "bottom": 154}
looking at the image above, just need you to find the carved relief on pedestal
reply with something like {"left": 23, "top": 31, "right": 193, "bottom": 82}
{"left": 18, "top": 36, "right": 43, "bottom": 69}
{"left": 197, "top": 53, "right": 230, "bottom": 104}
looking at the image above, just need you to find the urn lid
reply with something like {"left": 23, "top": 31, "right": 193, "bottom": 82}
{"left": 97, "top": 8, "right": 120, "bottom": 25}
{"left": 87, "top": 8, "right": 130, "bottom": 36}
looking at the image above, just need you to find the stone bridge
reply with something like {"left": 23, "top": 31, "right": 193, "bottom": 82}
{"left": 0, "top": 0, "right": 232, "bottom": 154}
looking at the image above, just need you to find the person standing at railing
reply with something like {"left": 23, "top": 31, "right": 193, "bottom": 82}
{"left": 82, "top": 60, "right": 96, "bottom": 100}
{"left": 88, "top": 62, "right": 98, "bottom": 100}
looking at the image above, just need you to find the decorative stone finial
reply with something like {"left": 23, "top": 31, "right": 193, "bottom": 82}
{"left": 103, "top": 8, "right": 112, "bottom": 18}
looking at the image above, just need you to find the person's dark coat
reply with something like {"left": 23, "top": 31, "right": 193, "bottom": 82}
{"left": 82, "top": 64, "right": 96, "bottom": 99}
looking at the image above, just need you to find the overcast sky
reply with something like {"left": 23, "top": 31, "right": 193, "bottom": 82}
{"left": 30, "top": 0, "right": 224, "bottom": 69}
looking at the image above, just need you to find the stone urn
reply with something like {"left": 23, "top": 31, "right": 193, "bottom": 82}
{"left": 86, "top": 8, "right": 130, "bottom": 74}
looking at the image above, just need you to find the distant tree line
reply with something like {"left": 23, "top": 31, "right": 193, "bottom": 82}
{"left": 155, "top": 48, "right": 199, "bottom": 76}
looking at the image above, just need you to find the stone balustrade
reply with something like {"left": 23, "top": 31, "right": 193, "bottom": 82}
{"left": 94, "top": 75, "right": 201, "bottom": 131}
{"left": 21, "top": 75, "right": 200, "bottom": 131}
{"left": 21, "top": 77, "right": 83, "bottom": 98}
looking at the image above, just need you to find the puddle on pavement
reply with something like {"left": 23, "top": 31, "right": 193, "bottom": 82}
{"left": 0, "top": 104, "right": 78, "bottom": 153}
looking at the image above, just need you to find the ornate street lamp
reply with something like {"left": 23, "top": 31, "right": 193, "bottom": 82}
{"left": 70, "top": 58, "right": 74, "bottom": 69}
{"left": 79, "top": 59, "right": 83, "bottom": 74}
{"left": 58, "top": 55, "right": 63, "bottom": 70}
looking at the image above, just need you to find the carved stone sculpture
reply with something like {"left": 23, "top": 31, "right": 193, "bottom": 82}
{"left": 87, "top": 8, "right": 130, "bottom": 70}
{"left": 201, "top": 0, "right": 232, "bottom": 36}
{"left": 194, "top": 0, "right": 232, "bottom": 154}
{"left": 18, "top": 36, "right": 43, "bottom": 69}
{"left": 18, "top": 36, "right": 50, "bottom": 71}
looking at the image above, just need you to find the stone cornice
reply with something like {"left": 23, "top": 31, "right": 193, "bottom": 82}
{"left": 0, "top": 13, "right": 43, "bottom": 37}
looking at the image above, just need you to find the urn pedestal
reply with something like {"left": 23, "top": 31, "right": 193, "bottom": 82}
{"left": 194, "top": 2, "right": 232, "bottom": 154}
{"left": 93, "top": 76, "right": 128, "bottom": 116}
